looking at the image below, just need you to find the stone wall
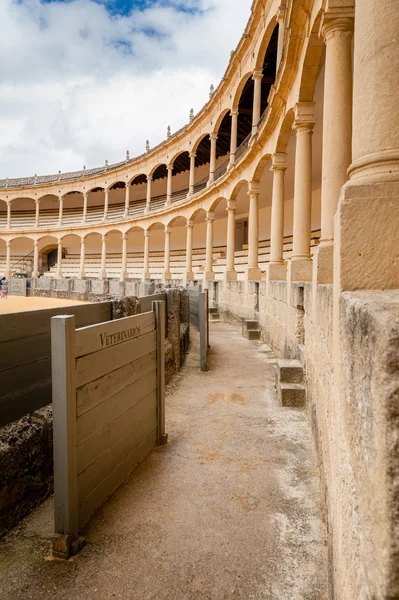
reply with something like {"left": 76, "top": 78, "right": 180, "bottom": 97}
{"left": 216, "top": 279, "right": 399, "bottom": 600}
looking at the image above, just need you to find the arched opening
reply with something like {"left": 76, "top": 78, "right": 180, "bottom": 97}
{"left": 0, "top": 200, "right": 7, "bottom": 229}
{"left": 146, "top": 222, "right": 165, "bottom": 279}
{"left": 190, "top": 208, "right": 208, "bottom": 278}
{"left": 167, "top": 216, "right": 187, "bottom": 278}
{"left": 108, "top": 182, "right": 126, "bottom": 221}
{"left": 237, "top": 76, "right": 254, "bottom": 146}
{"left": 209, "top": 197, "right": 229, "bottom": 279}
{"left": 8, "top": 198, "right": 35, "bottom": 229}
{"left": 192, "top": 136, "right": 211, "bottom": 191}
{"left": 87, "top": 187, "right": 105, "bottom": 223}
{"left": 58, "top": 234, "right": 81, "bottom": 277}
{"left": 104, "top": 229, "right": 123, "bottom": 278}
{"left": 9, "top": 236, "right": 34, "bottom": 276}
{"left": 84, "top": 232, "right": 103, "bottom": 279}
{"left": 126, "top": 226, "right": 145, "bottom": 278}
{"left": 0, "top": 238, "right": 6, "bottom": 277}
{"left": 38, "top": 194, "right": 60, "bottom": 228}
{"left": 213, "top": 112, "right": 231, "bottom": 181}
{"left": 259, "top": 24, "right": 279, "bottom": 119}
{"left": 150, "top": 165, "right": 168, "bottom": 210}
{"left": 38, "top": 235, "right": 61, "bottom": 274}
{"left": 170, "top": 151, "right": 191, "bottom": 203}
{"left": 128, "top": 174, "right": 147, "bottom": 217}
{"left": 62, "top": 191, "right": 84, "bottom": 226}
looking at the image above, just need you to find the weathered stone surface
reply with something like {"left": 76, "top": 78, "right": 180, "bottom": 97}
{"left": 111, "top": 296, "right": 141, "bottom": 319}
{"left": 278, "top": 382, "right": 306, "bottom": 407}
{"left": 0, "top": 405, "right": 53, "bottom": 538}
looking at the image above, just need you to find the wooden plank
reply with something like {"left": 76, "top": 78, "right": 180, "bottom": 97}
{"left": 0, "top": 380, "right": 51, "bottom": 428}
{"left": 78, "top": 427, "right": 156, "bottom": 531}
{"left": 51, "top": 315, "right": 79, "bottom": 537}
{"left": 76, "top": 330, "right": 156, "bottom": 387}
{"left": 77, "top": 351, "right": 156, "bottom": 417}
{"left": 77, "top": 394, "right": 156, "bottom": 500}
{"left": 0, "top": 332, "right": 52, "bottom": 372}
{"left": 153, "top": 301, "right": 166, "bottom": 444}
{"left": 0, "top": 302, "right": 111, "bottom": 343}
{"left": 76, "top": 368, "right": 156, "bottom": 445}
{"left": 199, "top": 292, "right": 208, "bottom": 372}
{"left": 139, "top": 292, "right": 166, "bottom": 314}
{"left": 75, "top": 311, "right": 155, "bottom": 358}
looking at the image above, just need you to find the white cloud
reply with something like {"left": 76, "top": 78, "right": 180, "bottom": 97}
{"left": 0, "top": 0, "right": 252, "bottom": 178}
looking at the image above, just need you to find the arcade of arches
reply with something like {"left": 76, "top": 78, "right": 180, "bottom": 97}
{"left": 0, "top": 1, "right": 398, "bottom": 599}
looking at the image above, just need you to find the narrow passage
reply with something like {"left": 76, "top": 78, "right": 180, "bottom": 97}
{"left": 0, "top": 322, "right": 328, "bottom": 600}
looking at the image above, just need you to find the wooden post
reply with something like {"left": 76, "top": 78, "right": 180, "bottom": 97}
{"left": 51, "top": 315, "right": 79, "bottom": 557}
{"left": 199, "top": 291, "right": 209, "bottom": 371}
{"left": 205, "top": 289, "right": 210, "bottom": 349}
{"left": 152, "top": 301, "right": 167, "bottom": 446}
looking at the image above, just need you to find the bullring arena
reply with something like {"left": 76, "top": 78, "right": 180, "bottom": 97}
{"left": 0, "top": 0, "right": 398, "bottom": 599}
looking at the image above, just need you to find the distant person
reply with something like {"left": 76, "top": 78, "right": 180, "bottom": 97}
{"left": 0, "top": 277, "right": 8, "bottom": 299}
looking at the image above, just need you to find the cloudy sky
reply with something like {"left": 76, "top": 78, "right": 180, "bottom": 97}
{"left": 0, "top": 0, "right": 252, "bottom": 178}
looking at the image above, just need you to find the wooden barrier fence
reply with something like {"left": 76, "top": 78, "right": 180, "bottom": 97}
{"left": 51, "top": 301, "right": 166, "bottom": 558}
{"left": 187, "top": 286, "right": 209, "bottom": 371}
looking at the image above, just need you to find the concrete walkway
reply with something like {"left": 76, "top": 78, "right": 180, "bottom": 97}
{"left": 0, "top": 322, "right": 328, "bottom": 600}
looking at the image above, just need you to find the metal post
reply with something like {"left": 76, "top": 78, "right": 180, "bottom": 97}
{"left": 51, "top": 315, "right": 79, "bottom": 555}
{"left": 152, "top": 300, "right": 167, "bottom": 446}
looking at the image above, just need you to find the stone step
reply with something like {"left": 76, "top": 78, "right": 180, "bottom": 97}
{"left": 209, "top": 307, "right": 219, "bottom": 314}
{"left": 245, "top": 329, "right": 261, "bottom": 341}
{"left": 278, "top": 382, "right": 306, "bottom": 408}
{"left": 244, "top": 320, "right": 259, "bottom": 331}
{"left": 210, "top": 312, "right": 220, "bottom": 321}
{"left": 276, "top": 359, "right": 304, "bottom": 384}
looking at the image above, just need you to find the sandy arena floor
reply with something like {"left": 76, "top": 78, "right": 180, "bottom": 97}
{"left": 0, "top": 295, "right": 88, "bottom": 314}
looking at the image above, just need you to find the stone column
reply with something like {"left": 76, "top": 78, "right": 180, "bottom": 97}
{"left": 102, "top": 189, "right": 109, "bottom": 221}
{"left": 315, "top": 13, "right": 354, "bottom": 284}
{"left": 5, "top": 240, "right": 11, "bottom": 278}
{"left": 229, "top": 109, "right": 239, "bottom": 166}
{"left": 100, "top": 235, "right": 107, "bottom": 280}
{"left": 79, "top": 238, "right": 86, "bottom": 279}
{"left": 225, "top": 199, "right": 237, "bottom": 281}
{"left": 188, "top": 152, "right": 196, "bottom": 196}
{"left": 289, "top": 102, "right": 315, "bottom": 282}
{"left": 268, "top": 153, "right": 287, "bottom": 280}
{"left": 6, "top": 201, "right": 11, "bottom": 229}
{"left": 252, "top": 68, "right": 263, "bottom": 136}
{"left": 163, "top": 226, "right": 171, "bottom": 282}
{"left": 166, "top": 164, "right": 173, "bottom": 205}
{"left": 56, "top": 240, "right": 63, "bottom": 278}
{"left": 35, "top": 199, "right": 40, "bottom": 228}
{"left": 208, "top": 133, "right": 218, "bottom": 185}
{"left": 205, "top": 212, "right": 215, "bottom": 280}
{"left": 246, "top": 181, "right": 261, "bottom": 280}
{"left": 145, "top": 175, "right": 152, "bottom": 213}
{"left": 82, "top": 192, "right": 88, "bottom": 224}
{"left": 143, "top": 231, "right": 150, "bottom": 279}
{"left": 32, "top": 240, "right": 39, "bottom": 278}
{"left": 276, "top": 7, "right": 285, "bottom": 71}
{"left": 124, "top": 184, "right": 130, "bottom": 219}
{"left": 120, "top": 233, "right": 128, "bottom": 281}
{"left": 335, "top": 0, "right": 399, "bottom": 290}
{"left": 58, "top": 196, "right": 63, "bottom": 226}
{"left": 185, "top": 220, "right": 194, "bottom": 280}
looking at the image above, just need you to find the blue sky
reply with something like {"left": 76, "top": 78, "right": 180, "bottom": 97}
{"left": 0, "top": 0, "right": 252, "bottom": 177}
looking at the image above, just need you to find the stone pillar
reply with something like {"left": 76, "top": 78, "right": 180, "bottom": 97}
{"left": 124, "top": 184, "right": 130, "bottom": 219}
{"left": 185, "top": 220, "right": 194, "bottom": 281}
{"left": 208, "top": 133, "right": 218, "bottom": 185}
{"left": 146, "top": 175, "right": 152, "bottom": 213}
{"left": 166, "top": 164, "right": 173, "bottom": 205}
{"left": 205, "top": 212, "right": 215, "bottom": 280}
{"left": 82, "top": 192, "right": 88, "bottom": 224}
{"left": 276, "top": 7, "right": 285, "bottom": 70}
{"left": 252, "top": 68, "right": 263, "bottom": 136}
{"left": 143, "top": 231, "right": 150, "bottom": 279}
{"left": 100, "top": 235, "right": 107, "bottom": 280}
{"left": 79, "top": 238, "right": 86, "bottom": 279}
{"left": 103, "top": 189, "right": 109, "bottom": 221}
{"left": 32, "top": 240, "right": 39, "bottom": 278}
{"left": 268, "top": 153, "right": 287, "bottom": 280}
{"left": 6, "top": 201, "right": 11, "bottom": 229}
{"left": 56, "top": 240, "right": 63, "bottom": 278}
{"left": 246, "top": 181, "right": 261, "bottom": 280}
{"left": 35, "top": 199, "right": 40, "bottom": 228}
{"left": 229, "top": 109, "right": 239, "bottom": 166}
{"left": 225, "top": 199, "right": 237, "bottom": 281}
{"left": 315, "top": 13, "right": 354, "bottom": 284}
{"left": 289, "top": 102, "right": 315, "bottom": 282}
{"left": 163, "top": 226, "right": 172, "bottom": 282}
{"left": 120, "top": 233, "right": 128, "bottom": 281}
{"left": 335, "top": 0, "right": 399, "bottom": 290}
{"left": 188, "top": 152, "right": 196, "bottom": 196}
{"left": 5, "top": 240, "right": 11, "bottom": 278}
{"left": 58, "top": 196, "right": 63, "bottom": 226}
